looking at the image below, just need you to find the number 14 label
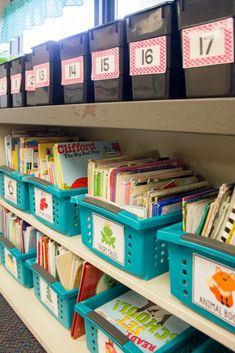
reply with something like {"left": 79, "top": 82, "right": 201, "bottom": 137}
{"left": 183, "top": 18, "right": 234, "bottom": 68}
{"left": 61, "top": 56, "right": 84, "bottom": 85}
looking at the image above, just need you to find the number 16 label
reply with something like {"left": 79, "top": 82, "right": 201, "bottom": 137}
{"left": 183, "top": 18, "right": 234, "bottom": 68}
{"left": 130, "top": 36, "right": 167, "bottom": 76}
{"left": 92, "top": 47, "right": 119, "bottom": 81}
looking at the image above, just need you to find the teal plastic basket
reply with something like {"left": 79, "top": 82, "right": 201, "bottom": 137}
{"left": 192, "top": 339, "right": 232, "bottom": 353}
{"left": 0, "top": 166, "right": 29, "bottom": 211}
{"left": 158, "top": 223, "right": 235, "bottom": 333}
{"left": 24, "top": 176, "right": 87, "bottom": 236}
{"left": 75, "top": 285, "right": 206, "bottom": 353}
{"left": 26, "top": 258, "right": 78, "bottom": 329}
{"left": 71, "top": 195, "right": 182, "bottom": 280}
{"left": 0, "top": 236, "right": 35, "bottom": 288}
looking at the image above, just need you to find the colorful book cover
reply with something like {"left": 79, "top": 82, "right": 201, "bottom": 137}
{"left": 54, "top": 141, "right": 121, "bottom": 190}
{"left": 95, "top": 290, "right": 189, "bottom": 353}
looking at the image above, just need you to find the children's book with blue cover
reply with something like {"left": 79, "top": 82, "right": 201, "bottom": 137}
{"left": 95, "top": 290, "right": 189, "bottom": 353}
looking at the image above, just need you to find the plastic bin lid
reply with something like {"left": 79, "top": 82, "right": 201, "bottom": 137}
{"left": 126, "top": 1, "right": 176, "bottom": 43}
{"left": 60, "top": 31, "right": 88, "bottom": 60}
{"left": 32, "top": 40, "right": 60, "bottom": 65}
{"left": 177, "top": 0, "right": 235, "bottom": 29}
{"left": 89, "top": 20, "right": 126, "bottom": 52}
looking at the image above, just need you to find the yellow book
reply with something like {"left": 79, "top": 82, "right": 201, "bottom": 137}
{"left": 38, "top": 143, "right": 55, "bottom": 179}
{"left": 12, "top": 143, "right": 18, "bottom": 172}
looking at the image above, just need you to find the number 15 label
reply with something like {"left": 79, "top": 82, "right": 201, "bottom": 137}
{"left": 183, "top": 18, "right": 234, "bottom": 68}
{"left": 92, "top": 47, "right": 120, "bottom": 81}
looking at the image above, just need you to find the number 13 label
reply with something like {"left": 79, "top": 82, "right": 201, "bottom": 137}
{"left": 183, "top": 18, "right": 234, "bottom": 68}
{"left": 92, "top": 47, "right": 119, "bottom": 81}
{"left": 34, "top": 62, "right": 50, "bottom": 88}
{"left": 130, "top": 36, "right": 167, "bottom": 76}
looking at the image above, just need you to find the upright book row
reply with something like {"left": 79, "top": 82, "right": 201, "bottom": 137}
{"left": 1, "top": 0, "right": 235, "bottom": 108}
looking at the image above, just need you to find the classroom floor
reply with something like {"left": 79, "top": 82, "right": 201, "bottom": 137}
{"left": 0, "top": 294, "right": 46, "bottom": 353}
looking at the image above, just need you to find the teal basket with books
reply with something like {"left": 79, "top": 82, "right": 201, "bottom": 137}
{"left": 0, "top": 166, "right": 29, "bottom": 211}
{"left": 75, "top": 285, "right": 206, "bottom": 353}
{"left": 71, "top": 195, "right": 181, "bottom": 280}
{"left": 26, "top": 258, "right": 78, "bottom": 329}
{"left": 24, "top": 176, "right": 87, "bottom": 236}
{"left": 158, "top": 223, "right": 235, "bottom": 333}
{"left": 0, "top": 236, "right": 35, "bottom": 288}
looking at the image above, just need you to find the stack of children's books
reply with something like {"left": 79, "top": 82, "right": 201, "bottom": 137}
{"left": 5, "top": 129, "right": 121, "bottom": 189}
{"left": 88, "top": 151, "right": 210, "bottom": 219}
{"left": 0, "top": 206, "right": 37, "bottom": 254}
{"left": 183, "top": 183, "right": 235, "bottom": 245}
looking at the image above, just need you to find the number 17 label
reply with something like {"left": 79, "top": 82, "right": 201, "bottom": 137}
{"left": 183, "top": 18, "right": 234, "bottom": 68}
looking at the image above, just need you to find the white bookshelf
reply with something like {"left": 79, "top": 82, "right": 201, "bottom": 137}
{"left": 1, "top": 199, "right": 234, "bottom": 351}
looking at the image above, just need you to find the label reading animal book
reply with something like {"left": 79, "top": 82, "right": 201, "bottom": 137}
{"left": 97, "top": 330, "right": 123, "bottom": 353}
{"left": 95, "top": 290, "right": 189, "bottom": 353}
{"left": 92, "top": 213, "right": 125, "bottom": 266}
{"left": 4, "top": 248, "right": 18, "bottom": 278}
{"left": 4, "top": 176, "right": 17, "bottom": 205}
{"left": 34, "top": 187, "right": 53, "bottom": 224}
{"left": 193, "top": 254, "right": 235, "bottom": 327}
{"left": 39, "top": 278, "right": 59, "bottom": 317}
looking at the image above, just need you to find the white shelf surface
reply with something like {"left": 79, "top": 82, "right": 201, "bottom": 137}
{"left": 0, "top": 99, "right": 235, "bottom": 135}
{"left": 0, "top": 265, "right": 88, "bottom": 353}
{"left": 1, "top": 199, "right": 235, "bottom": 350}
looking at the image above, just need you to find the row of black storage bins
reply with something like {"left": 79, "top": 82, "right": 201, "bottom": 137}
{"left": 1, "top": 0, "right": 235, "bottom": 108}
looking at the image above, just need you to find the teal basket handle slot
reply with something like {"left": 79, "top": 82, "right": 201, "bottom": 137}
{"left": 0, "top": 236, "right": 15, "bottom": 249}
{"left": 181, "top": 234, "right": 235, "bottom": 258}
{"left": 87, "top": 311, "right": 129, "bottom": 346}
{"left": 27, "top": 176, "right": 53, "bottom": 187}
{"left": 0, "top": 165, "right": 15, "bottom": 173}
{"left": 32, "top": 263, "right": 57, "bottom": 285}
{"left": 83, "top": 196, "right": 123, "bottom": 214}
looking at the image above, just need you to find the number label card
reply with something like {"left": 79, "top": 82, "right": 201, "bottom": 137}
{"left": 34, "top": 62, "right": 50, "bottom": 88}
{"left": 25, "top": 70, "right": 35, "bottom": 91}
{"left": 11, "top": 74, "right": 22, "bottom": 94}
{"left": 0, "top": 77, "right": 7, "bottom": 96}
{"left": 92, "top": 47, "right": 119, "bottom": 81}
{"left": 4, "top": 176, "right": 17, "bottom": 204}
{"left": 61, "top": 56, "right": 84, "bottom": 85}
{"left": 130, "top": 37, "right": 167, "bottom": 76}
{"left": 34, "top": 187, "right": 53, "bottom": 223}
{"left": 183, "top": 18, "right": 234, "bottom": 68}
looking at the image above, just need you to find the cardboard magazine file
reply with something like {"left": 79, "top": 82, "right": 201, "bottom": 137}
{"left": 26, "top": 258, "right": 78, "bottom": 329}
{"left": 0, "top": 166, "right": 30, "bottom": 212}
{"left": 9, "top": 56, "right": 26, "bottom": 107}
{"left": 126, "top": 1, "right": 185, "bottom": 100}
{"left": 177, "top": 0, "right": 235, "bottom": 98}
{"left": 71, "top": 195, "right": 181, "bottom": 280}
{"left": 59, "top": 32, "right": 94, "bottom": 104}
{"left": 24, "top": 176, "right": 87, "bottom": 236}
{"left": 158, "top": 222, "right": 235, "bottom": 332}
{"left": 75, "top": 285, "right": 206, "bottom": 353}
{"left": 89, "top": 20, "right": 131, "bottom": 102}
{"left": 0, "top": 61, "right": 11, "bottom": 108}
{"left": 0, "top": 236, "right": 35, "bottom": 288}
{"left": 32, "top": 41, "right": 64, "bottom": 105}
{"left": 25, "top": 53, "right": 36, "bottom": 106}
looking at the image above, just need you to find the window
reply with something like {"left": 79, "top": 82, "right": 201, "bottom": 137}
{"left": 116, "top": 0, "right": 169, "bottom": 18}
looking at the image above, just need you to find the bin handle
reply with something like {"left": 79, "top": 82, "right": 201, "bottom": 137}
{"left": 87, "top": 311, "right": 129, "bottom": 346}
{"left": 0, "top": 166, "right": 15, "bottom": 173}
{"left": 32, "top": 263, "right": 57, "bottom": 284}
{"left": 27, "top": 176, "right": 53, "bottom": 187}
{"left": 83, "top": 197, "right": 123, "bottom": 214}
{"left": 0, "top": 236, "right": 14, "bottom": 249}
{"left": 181, "top": 234, "right": 235, "bottom": 257}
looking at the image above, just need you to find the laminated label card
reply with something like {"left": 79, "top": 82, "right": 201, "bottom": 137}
{"left": 39, "top": 278, "right": 59, "bottom": 317}
{"left": 4, "top": 248, "right": 18, "bottom": 278}
{"left": 4, "top": 176, "right": 17, "bottom": 205}
{"left": 34, "top": 187, "right": 53, "bottom": 223}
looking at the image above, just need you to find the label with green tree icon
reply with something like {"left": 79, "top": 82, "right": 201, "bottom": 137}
{"left": 40, "top": 278, "right": 59, "bottom": 317}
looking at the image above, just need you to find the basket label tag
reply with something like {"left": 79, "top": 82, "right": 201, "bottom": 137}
{"left": 25, "top": 70, "right": 35, "bottom": 91}
{"left": 34, "top": 187, "right": 53, "bottom": 224}
{"left": 39, "top": 278, "right": 59, "bottom": 317}
{"left": 130, "top": 36, "right": 167, "bottom": 76}
{"left": 0, "top": 77, "right": 7, "bottom": 96}
{"left": 11, "top": 74, "right": 22, "bottom": 94}
{"left": 34, "top": 62, "right": 50, "bottom": 88}
{"left": 92, "top": 47, "right": 120, "bottom": 81}
{"left": 4, "top": 248, "right": 17, "bottom": 278}
{"left": 61, "top": 56, "right": 84, "bottom": 85}
{"left": 4, "top": 176, "right": 17, "bottom": 205}
{"left": 193, "top": 254, "right": 235, "bottom": 327}
{"left": 183, "top": 18, "right": 234, "bottom": 68}
{"left": 92, "top": 213, "right": 125, "bottom": 266}
{"left": 97, "top": 330, "right": 123, "bottom": 353}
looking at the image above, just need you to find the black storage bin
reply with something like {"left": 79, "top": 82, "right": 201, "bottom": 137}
{"left": 0, "top": 62, "right": 11, "bottom": 108}
{"left": 60, "top": 32, "right": 93, "bottom": 104}
{"left": 126, "top": 1, "right": 185, "bottom": 100}
{"left": 25, "top": 53, "right": 35, "bottom": 106}
{"left": 32, "top": 41, "right": 63, "bottom": 105}
{"left": 89, "top": 20, "right": 131, "bottom": 102}
{"left": 177, "top": 0, "right": 235, "bottom": 98}
{"left": 9, "top": 56, "right": 26, "bottom": 107}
